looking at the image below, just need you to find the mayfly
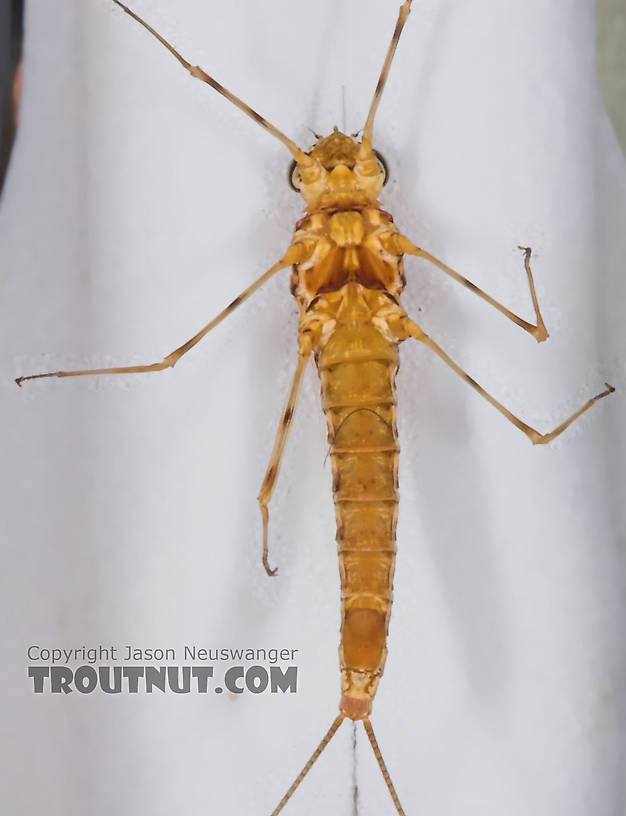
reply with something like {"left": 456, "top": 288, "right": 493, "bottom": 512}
{"left": 15, "top": 1, "right": 614, "bottom": 813}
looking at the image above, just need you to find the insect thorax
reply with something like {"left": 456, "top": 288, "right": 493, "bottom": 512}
{"left": 290, "top": 207, "right": 406, "bottom": 315}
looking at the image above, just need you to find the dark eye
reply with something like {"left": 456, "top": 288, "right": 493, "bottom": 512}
{"left": 288, "top": 159, "right": 302, "bottom": 192}
{"left": 374, "top": 150, "right": 389, "bottom": 186}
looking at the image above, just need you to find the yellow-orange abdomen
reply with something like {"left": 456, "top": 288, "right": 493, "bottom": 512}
{"left": 317, "top": 317, "right": 400, "bottom": 720}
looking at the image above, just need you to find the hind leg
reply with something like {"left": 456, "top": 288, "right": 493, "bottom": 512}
{"left": 257, "top": 334, "right": 312, "bottom": 575}
{"left": 402, "top": 317, "right": 613, "bottom": 444}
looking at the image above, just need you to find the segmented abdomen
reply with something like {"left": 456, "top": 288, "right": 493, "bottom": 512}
{"left": 317, "top": 321, "right": 400, "bottom": 720}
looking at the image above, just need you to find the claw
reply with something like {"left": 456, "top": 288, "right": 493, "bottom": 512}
{"left": 263, "top": 559, "right": 278, "bottom": 577}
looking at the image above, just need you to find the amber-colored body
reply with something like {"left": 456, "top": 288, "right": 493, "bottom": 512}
{"left": 291, "top": 194, "right": 409, "bottom": 720}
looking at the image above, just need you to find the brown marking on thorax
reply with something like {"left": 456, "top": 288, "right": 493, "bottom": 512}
{"left": 289, "top": 207, "right": 406, "bottom": 311}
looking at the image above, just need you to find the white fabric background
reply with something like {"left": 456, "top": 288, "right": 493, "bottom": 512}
{"left": 1, "top": 1, "right": 624, "bottom": 814}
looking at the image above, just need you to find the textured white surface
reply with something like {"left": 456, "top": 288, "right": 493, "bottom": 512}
{"left": 1, "top": 1, "right": 625, "bottom": 814}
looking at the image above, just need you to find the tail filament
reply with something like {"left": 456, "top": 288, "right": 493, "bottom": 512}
{"left": 270, "top": 715, "right": 407, "bottom": 816}
{"left": 270, "top": 714, "right": 345, "bottom": 816}
{"left": 363, "top": 718, "right": 406, "bottom": 816}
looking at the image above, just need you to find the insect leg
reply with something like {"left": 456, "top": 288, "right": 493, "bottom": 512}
{"left": 362, "top": 0, "right": 413, "bottom": 147}
{"left": 402, "top": 318, "right": 614, "bottom": 445}
{"left": 363, "top": 718, "right": 406, "bottom": 816}
{"left": 393, "top": 235, "right": 549, "bottom": 342}
{"left": 111, "top": 1, "right": 312, "bottom": 165}
{"left": 258, "top": 334, "right": 313, "bottom": 576}
{"left": 15, "top": 246, "right": 308, "bottom": 386}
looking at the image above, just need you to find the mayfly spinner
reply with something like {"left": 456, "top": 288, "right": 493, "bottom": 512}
{"left": 16, "top": 1, "right": 614, "bottom": 813}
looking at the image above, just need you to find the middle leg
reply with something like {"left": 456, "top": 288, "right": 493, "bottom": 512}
{"left": 389, "top": 235, "right": 549, "bottom": 342}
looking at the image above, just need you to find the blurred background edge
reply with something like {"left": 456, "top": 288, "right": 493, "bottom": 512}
{"left": 0, "top": 0, "right": 23, "bottom": 199}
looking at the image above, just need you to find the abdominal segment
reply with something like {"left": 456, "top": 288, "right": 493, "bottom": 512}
{"left": 317, "top": 320, "right": 400, "bottom": 720}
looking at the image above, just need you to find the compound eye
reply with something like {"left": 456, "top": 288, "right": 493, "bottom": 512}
{"left": 373, "top": 150, "right": 389, "bottom": 187}
{"left": 288, "top": 159, "right": 303, "bottom": 192}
